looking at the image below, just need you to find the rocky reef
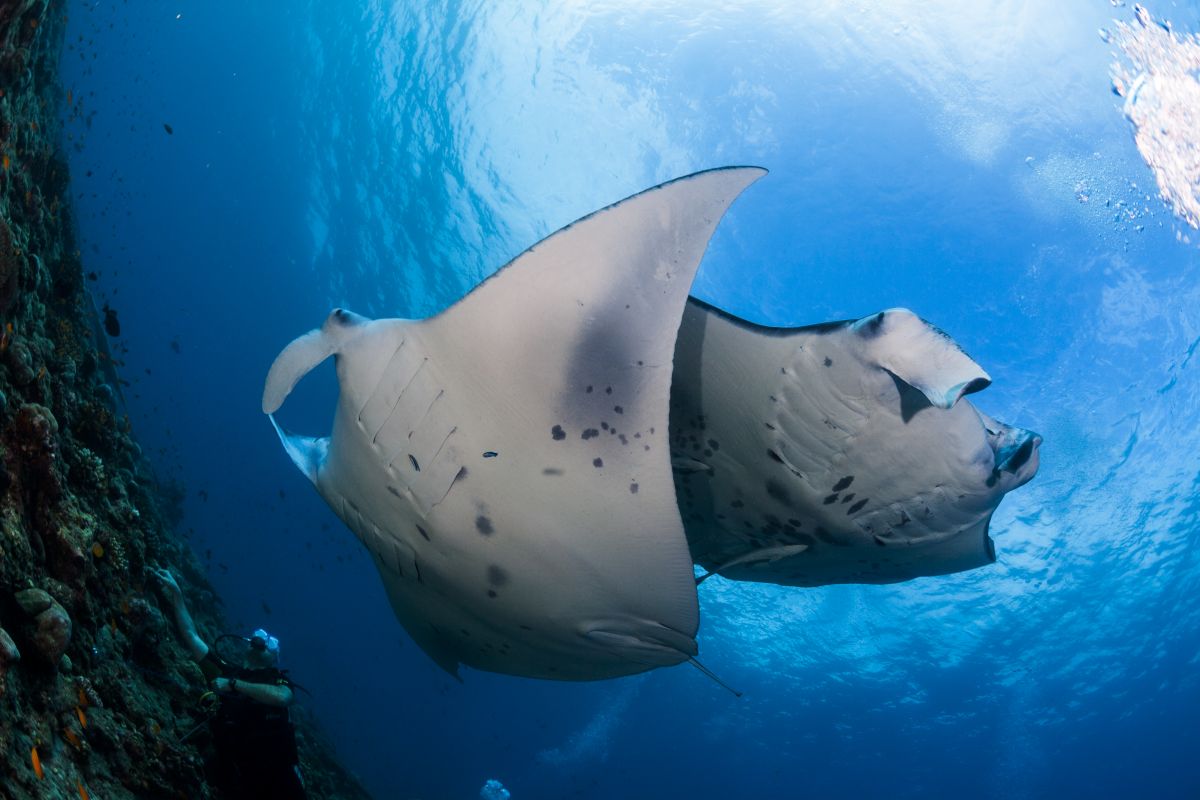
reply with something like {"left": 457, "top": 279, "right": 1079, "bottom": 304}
{"left": 0, "top": 3, "right": 371, "bottom": 798}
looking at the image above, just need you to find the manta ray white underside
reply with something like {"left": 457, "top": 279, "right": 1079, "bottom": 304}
{"left": 264, "top": 168, "right": 765, "bottom": 680}
{"left": 671, "top": 300, "right": 1041, "bottom": 587}
{"left": 264, "top": 167, "right": 1041, "bottom": 682}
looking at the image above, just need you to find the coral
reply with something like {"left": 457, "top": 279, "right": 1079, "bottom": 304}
{"left": 13, "top": 588, "right": 71, "bottom": 666}
{"left": 29, "top": 600, "right": 70, "bottom": 665}
{"left": 0, "top": 5, "right": 373, "bottom": 799}
{"left": 8, "top": 402, "right": 61, "bottom": 502}
{"left": 0, "top": 215, "right": 19, "bottom": 314}
{"left": 0, "top": 626, "right": 21, "bottom": 691}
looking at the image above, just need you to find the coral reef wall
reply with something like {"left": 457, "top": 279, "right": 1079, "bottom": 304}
{"left": 0, "top": 4, "right": 371, "bottom": 798}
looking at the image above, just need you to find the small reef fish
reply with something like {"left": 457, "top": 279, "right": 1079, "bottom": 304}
{"left": 101, "top": 303, "right": 120, "bottom": 337}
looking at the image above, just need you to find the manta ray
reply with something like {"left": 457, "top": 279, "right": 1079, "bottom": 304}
{"left": 264, "top": 166, "right": 1041, "bottom": 683}
{"left": 264, "top": 167, "right": 765, "bottom": 681}
{"left": 670, "top": 300, "right": 1041, "bottom": 586}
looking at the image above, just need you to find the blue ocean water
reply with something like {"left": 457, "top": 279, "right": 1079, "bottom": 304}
{"left": 59, "top": 1, "right": 1200, "bottom": 798}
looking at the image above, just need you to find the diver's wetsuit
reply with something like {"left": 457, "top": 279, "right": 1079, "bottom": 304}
{"left": 200, "top": 651, "right": 306, "bottom": 800}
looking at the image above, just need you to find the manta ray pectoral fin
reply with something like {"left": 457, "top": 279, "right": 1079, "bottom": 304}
{"left": 695, "top": 544, "right": 809, "bottom": 585}
{"left": 854, "top": 309, "right": 991, "bottom": 409}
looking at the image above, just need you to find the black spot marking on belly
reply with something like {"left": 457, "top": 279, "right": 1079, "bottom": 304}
{"left": 618, "top": 434, "right": 628, "bottom": 445}
{"left": 487, "top": 565, "right": 509, "bottom": 586}
{"left": 551, "top": 425, "right": 566, "bottom": 441}
{"left": 708, "top": 439, "right": 720, "bottom": 451}
{"left": 731, "top": 499, "right": 745, "bottom": 509}
{"left": 408, "top": 454, "right": 421, "bottom": 472}
{"left": 841, "top": 493, "right": 856, "bottom": 504}
{"left": 767, "top": 449, "right": 784, "bottom": 464}
{"left": 519, "top": 624, "right": 532, "bottom": 631}
{"left": 476, "top": 516, "right": 494, "bottom": 536}
{"left": 487, "top": 589, "right": 498, "bottom": 599}
{"left": 832, "top": 475, "right": 855, "bottom": 492}
{"left": 601, "top": 421, "right": 609, "bottom": 431}
{"left": 824, "top": 357, "right": 833, "bottom": 367}
{"left": 582, "top": 428, "right": 600, "bottom": 440}
{"left": 823, "top": 494, "right": 838, "bottom": 505}
{"left": 605, "top": 386, "right": 613, "bottom": 395}
{"left": 387, "top": 485, "right": 402, "bottom": 498}
{"left": 586, "top": 385, "right": 593, "bottom": 393}
{"left": 593, "top": 458, "right": 604, "bottom": 468}
{"left": 483, "top": 451, "right": 498, "bottom": 458}
{"left": 542, "top": 467, "right": 564, "bottom": 476}
{"left": 629, "top": 482, "right": 639, "bottom": 494}
{"left": 416, "top": 524, "right": 431, "bottom": 542}
{"left": 614, "top": 405, "right": 624, "bottom": 414}
{"left": 847, "top": 498, "right": 868, "bottom": 514}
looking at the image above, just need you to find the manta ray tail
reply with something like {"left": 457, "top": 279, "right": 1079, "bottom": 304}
{"left": 688, "top": 657, "right": 743, "bottom": 698}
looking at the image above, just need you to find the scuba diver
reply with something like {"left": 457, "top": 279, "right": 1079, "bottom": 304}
{"left": 152, "top": 567, "right": 307, "bottom": 799}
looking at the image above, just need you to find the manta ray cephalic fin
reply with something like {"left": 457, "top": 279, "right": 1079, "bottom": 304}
{"left": 852, "top": 308, "right": 991, "bottom": 409}
{"left": 263, "top": 309, "right": 372, "bottom": 484}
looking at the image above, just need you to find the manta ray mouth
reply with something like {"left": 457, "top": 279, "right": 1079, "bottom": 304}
{"left": 999, "top": 435, "right": 1037, "bottom": 473}
{"left": 996, "top": 430, "right": 1042, "bottom": 478}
